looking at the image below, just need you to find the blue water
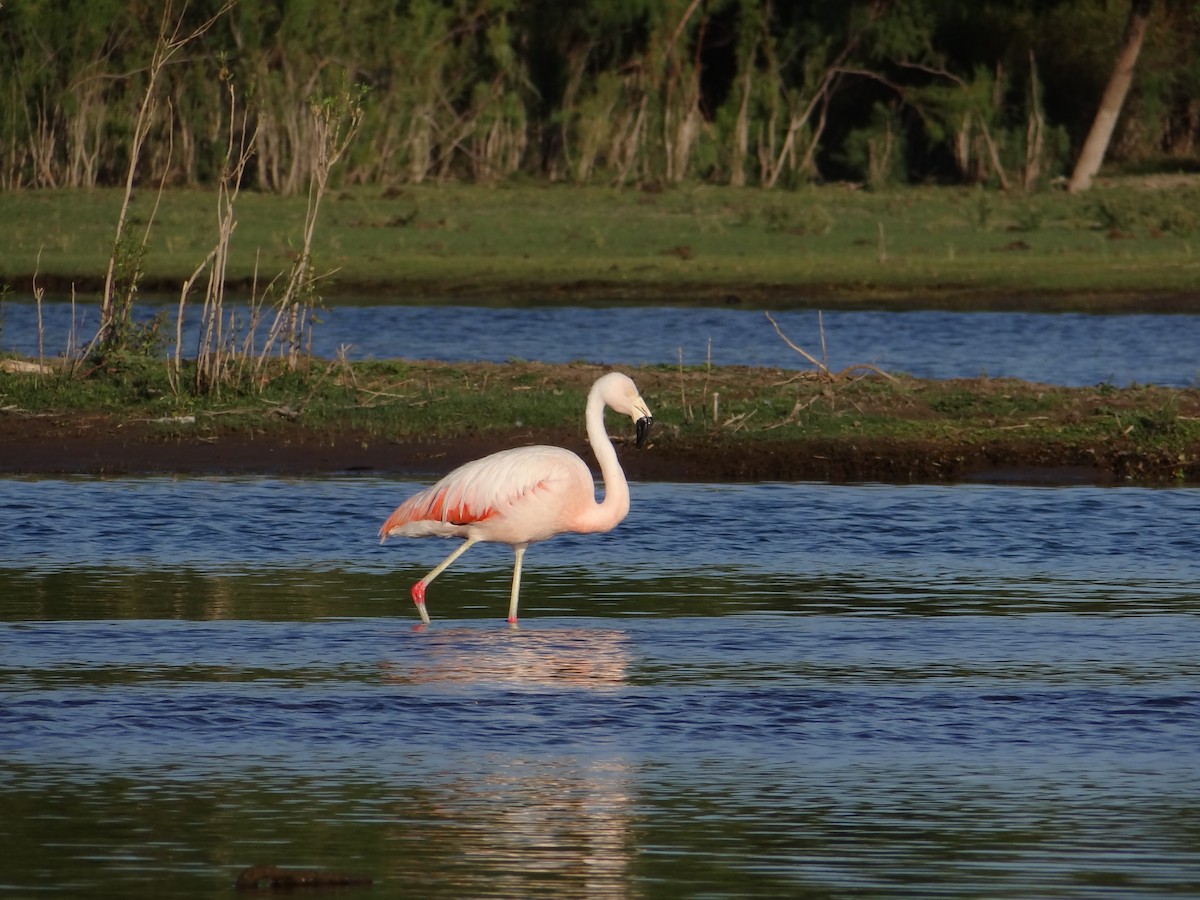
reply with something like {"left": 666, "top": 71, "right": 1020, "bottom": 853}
{"left": 4, "top": 300, "right": 1199, "bottom": 386}
{"left": 2, "top": 476, "right": 1199, "bottom": 896}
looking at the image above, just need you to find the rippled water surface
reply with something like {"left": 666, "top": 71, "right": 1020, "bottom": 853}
{"left": 4, "top": 300, "right": 1200, "bottom": 385}
{"left": 2, "top": 476, "right": 1199, "bottom": 897}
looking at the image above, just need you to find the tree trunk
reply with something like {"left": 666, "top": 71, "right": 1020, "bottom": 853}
{"left": 1067, "top": 0, "right": 1154, "bottom": 193}
{"left": 729, "top": 64, "right": 752, "bottom": 187}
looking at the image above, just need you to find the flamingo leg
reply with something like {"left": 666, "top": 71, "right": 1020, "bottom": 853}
{"left": 507, "top": 544, "right": 527, "bottom": 625}
{"left": 411, "top": 537, "right": 478, "bottom": 625}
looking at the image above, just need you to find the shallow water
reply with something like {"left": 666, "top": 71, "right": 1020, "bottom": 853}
{"left": 4, "top": 300, "right": 1199, "bottom": 386}
{"left": 2, "top": 476, "right": 1199, "bottom": 897}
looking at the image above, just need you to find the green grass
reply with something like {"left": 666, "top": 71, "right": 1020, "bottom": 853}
{"left": 3, "top": 181, "right": 1200, "bottom": 308}
{"left": 5, "top": 357, "right": 1200, "bottom": 482}
{"left": 7, "top": 357, "right": 1199, "bottom": 455}
{"left": 4, "top": 181, "right": 1200, "bottom": 482}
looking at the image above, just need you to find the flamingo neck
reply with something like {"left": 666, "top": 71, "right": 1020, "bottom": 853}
{"left": 580, "top": 387, "right": 630, "bottom": 533}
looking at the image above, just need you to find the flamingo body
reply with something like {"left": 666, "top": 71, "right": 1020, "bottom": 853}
{"left": 380, "top": 445, "right": 602, "bottom": 545}
{"left": 379, "top": 372, "right": 653, "bottom": 625}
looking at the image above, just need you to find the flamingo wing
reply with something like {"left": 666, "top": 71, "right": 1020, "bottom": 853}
{"left": 379, "top": 445, "right": 589, "bottom": 541}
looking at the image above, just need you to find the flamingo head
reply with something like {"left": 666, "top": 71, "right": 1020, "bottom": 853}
{"left": 595, "top": 372, "right": 654, "bottom": 448}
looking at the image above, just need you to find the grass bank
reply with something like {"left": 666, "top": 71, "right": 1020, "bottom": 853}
{"left": 3, "top": 359, "right": 1199, "bottom": 484}
{"left": 3, "top": 180, "right": 1200, "bottom": 309}
{"left": 3, "top": 182, "right": 1199, "bottom": 483}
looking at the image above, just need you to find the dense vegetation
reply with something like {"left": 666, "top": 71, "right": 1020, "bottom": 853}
{"left": 4, "top": 0, "right": 1199, "bottom": 193}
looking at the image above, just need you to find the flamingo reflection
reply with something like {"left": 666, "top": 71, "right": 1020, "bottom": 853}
{"left": 381, "top": 626, "right": 632, "bottom": 689}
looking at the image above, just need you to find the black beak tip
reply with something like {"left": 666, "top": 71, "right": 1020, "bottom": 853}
{"left": 636, "top": 416, "right": 653, "bottom": 448}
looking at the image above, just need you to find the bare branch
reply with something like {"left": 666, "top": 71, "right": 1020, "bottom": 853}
{"left": 764, "top": 311, "right": 832, "bottom": 376}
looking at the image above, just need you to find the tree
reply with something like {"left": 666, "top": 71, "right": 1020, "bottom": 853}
{"left": 1067, "top": 0, "right": 1154, "bottom": 193}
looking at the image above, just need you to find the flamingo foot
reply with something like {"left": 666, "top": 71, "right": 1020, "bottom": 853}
{"left": 410, "top": 582, "right": 431, "bottom": 625}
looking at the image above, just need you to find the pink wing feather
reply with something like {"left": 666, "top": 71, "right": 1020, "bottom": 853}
{"left": 379, "top": 445, "right": 586, "bottom": 541}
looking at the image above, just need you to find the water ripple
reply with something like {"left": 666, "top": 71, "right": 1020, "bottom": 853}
{"left": 4, "top": 302, "right": 1200, "bottom": 385}
{"left": 3, "top": 476, "right": 1200, "bottom": 898}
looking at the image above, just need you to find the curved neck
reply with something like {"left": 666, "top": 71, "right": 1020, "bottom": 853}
{"left": 579, "top": 388, "right": 630, "bottom": 533}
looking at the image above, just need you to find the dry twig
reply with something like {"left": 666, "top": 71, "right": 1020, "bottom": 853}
{"left": 764, "top": 311, "right": 832, "bottom": 377}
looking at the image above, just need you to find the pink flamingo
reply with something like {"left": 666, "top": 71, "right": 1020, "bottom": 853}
{"left": 379, "top": 372, "right": 654, "bottom": 625}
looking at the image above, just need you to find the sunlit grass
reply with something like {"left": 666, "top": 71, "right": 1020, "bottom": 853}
{"left": 4, "top": 182, "right": 1200, "bottom": 483}
{"left": 3, "top": 182, "right": 1200, "bottom": 306}
{"left": 4, "top": 358, "right": 1199, "bottom": 471}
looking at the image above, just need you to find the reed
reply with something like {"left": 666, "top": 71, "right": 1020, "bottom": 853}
{"left": 94, "top": 2, "right": 232, "bottom": 360}
{"left": 255, "top": 84, "right": 363, "bottom": 382}
{"left": 172, "top": 81, "right": 260, "bottom": 398}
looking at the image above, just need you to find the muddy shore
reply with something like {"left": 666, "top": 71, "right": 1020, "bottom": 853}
{"left": 0, "top": 411, "right": 1153, "bottom": 485}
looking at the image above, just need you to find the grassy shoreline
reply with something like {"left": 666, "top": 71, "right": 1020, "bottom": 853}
{"left": 3, "top": 359, "right": 1199, "bottom": 484}
{"left": 3, "top": 183, "right": 1199, "bottom": 483}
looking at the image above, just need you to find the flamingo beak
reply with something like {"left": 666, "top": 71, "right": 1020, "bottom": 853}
{"left": 635, "top": 415, "right": 653, "bottom": 448}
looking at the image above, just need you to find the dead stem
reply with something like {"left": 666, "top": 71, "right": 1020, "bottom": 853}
{"left": 677, "top": 347, "right": 693, "bottom": 423}
{"left": 719, "top": 409, "right": 756, "bottom": 432}
{"left": 764, "top": 311, "right": 832, "bottom": 377}
{"left": 703, "top": 337, "right": 712, "bottom": 422}
{"left": 838, "top": 363, "right": 900, "bottom": 383}
{"left": 766, "top": 311, "right": 900, "bottom": 385}
{"left": 32, "top": 248, "right": 44, "bottom": 384}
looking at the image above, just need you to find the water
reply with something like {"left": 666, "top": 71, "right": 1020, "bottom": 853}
{"left": 2, "top": 475, "right": 1199, "bottom": 897}
{"left": 4, "top": 300, "right": 1199, "bottom": 386}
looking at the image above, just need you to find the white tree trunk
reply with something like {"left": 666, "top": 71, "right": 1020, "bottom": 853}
{"left": 1067, "top": 0, "right": 1154, "bottom": 193}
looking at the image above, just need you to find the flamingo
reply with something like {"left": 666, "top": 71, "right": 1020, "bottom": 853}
{"left": 379, "top": 371, "right": 654, "bottom": 625}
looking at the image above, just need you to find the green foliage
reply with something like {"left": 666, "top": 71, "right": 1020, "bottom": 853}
{"left": 1088, "top": 187, "right": 1200, "bottom": 235}
{"left": 3, "top": 0, "right": 1199, "bottom": 190}
{"left": 1130, "top": 405, "right": 1181, "bottom": 440}
{"left": 94, "top": 218, "right": 149, "bottom": 356}
{"left": 88, "top": 310, "right": 167, "bottom": 397}
{"left": 835, "top": 103, "right": 906, "bottom": 190}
